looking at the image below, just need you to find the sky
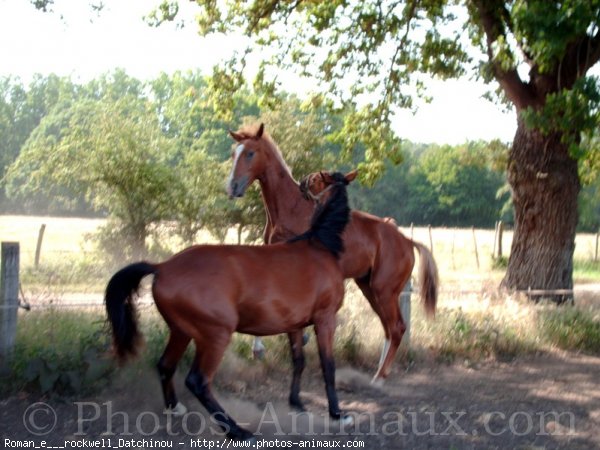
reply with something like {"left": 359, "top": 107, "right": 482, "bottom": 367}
{"left": 0, "top": 0, "right": 518, "bottom": 144}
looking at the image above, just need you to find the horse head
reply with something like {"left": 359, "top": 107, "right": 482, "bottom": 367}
{"left": 227, "top": 123, "right": 270, "bottom": 198}
{"left": 299, "top": 170, "right": 358, "bottom": 203}
{"left": 290, "top": 170, "right": 357, "bottom": 258}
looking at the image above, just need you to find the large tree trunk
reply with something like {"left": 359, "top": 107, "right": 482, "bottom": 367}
{"left": 501, "top": 117, "right": 581, "bottom": 303}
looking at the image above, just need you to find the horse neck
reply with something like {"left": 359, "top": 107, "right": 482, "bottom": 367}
{"left": 257, "top": 153, "right": 311, "bottom": 231}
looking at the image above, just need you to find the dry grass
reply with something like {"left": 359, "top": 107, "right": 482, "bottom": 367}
{"left": 2, "top": 215, "right": 598, "bottom": 279}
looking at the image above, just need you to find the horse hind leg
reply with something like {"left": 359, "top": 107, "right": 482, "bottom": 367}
{"left": 157, "top": 328, "right": 191, "bottom": 416}
{"left": 252, "top": 337, "right": 266, "bottom": 359}
{"left": 355, "top": 276, "right": 392, "bottom": 382}
{"left": 185, "top": 333, "right": 254, "bottom": 441}
{"left": 371, "top": 286, "right": 406, "bottom": 384}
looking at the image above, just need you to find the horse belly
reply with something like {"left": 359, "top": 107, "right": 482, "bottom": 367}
{"left": 235, "top": 286, "right": 315, "bottom": 335}
{"left": 235, "top": 263, "right": 334, "bottom": 335}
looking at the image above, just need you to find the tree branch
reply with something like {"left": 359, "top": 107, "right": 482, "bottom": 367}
{"left": 246, "top": 0, "right": 303, "bottom": 34}
{"left": 577, "top": 31, "right": 600, "bottom": 77}
{"left": 471, "top": 0, "right": 538, "bottom": 110}
{"left": 545, "top": 29, "right": 600, "bottom": 94}
{"left": 382, "top": 0, "right": 417, "bottom": 112}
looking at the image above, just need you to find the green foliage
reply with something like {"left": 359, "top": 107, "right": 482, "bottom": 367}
{"left": 3, "top": 71, "right": 345, "bottom": 250}
{"left": 175, "top": 0, "right": 473, "bottom": 180}
{"left": 7, "top": 311, "right": 113, "bottom": 395}
{"left": 540, "top": 306, "right": 600, "bottom": 353}
{"left": 0, "top": 74, "right": 80, "bottom": 212}
{"left": 491, "top": 255, "right": 509, "bottom": 269}
{"left": 7, "top": 91, "right": 178, "bottom": 259}
{"left": 521, "top": 77, "right": 600, "bottom": 157}
{"left": 351, "top": 140, "right": 509, "bottom": 226}
{"left": 150, "top": 1, "right": 600, "bottom": 183}
{"left": 511, "top": 0, "right": 600, "bottom": 73}
{"left": 422, "top": 307, "right": 537, "bottom": 363}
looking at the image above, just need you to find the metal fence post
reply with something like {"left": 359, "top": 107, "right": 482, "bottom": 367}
{"left": 400, "top": 280, "right": 412, "bottom": 350}
{"left": 1, "top": 242, "right": 19, "bottom": 372}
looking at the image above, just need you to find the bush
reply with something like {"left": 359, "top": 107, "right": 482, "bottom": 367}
{"left": 4, "top": 310, "right": 113, "bottom": 395}
{"left": 540, "top": 306, "right": 600, "bottom": 353}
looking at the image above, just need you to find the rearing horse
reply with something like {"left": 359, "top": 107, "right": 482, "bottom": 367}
{"left": 105, "top": 172, "right": 355, "bottom": 440}
{"left": 228, "top": 123, "right": 438, "bottom": 383}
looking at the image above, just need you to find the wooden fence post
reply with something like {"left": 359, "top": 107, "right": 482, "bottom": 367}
{"left": 1, "top": 242, "right": 19, "bottom": 372}
{"left": 472, "top": 226, "right": 480, "bottom": 269}
{"left": 451, "top": 227, "right": 456, "bottom": 270}
{"left": 399, "top": 280, "right": 411, "bottom": 350}
{"left": 497, "top": 221, "right": 504, "bottom": 259}
{"left": 428, "top": 225, "right": 433, "bottom": 255}
{"left": 35, "top": 224, "right": 46, "bottom": 268}
{"left": 493, "top": 221, "right": 498, "bottom": 258}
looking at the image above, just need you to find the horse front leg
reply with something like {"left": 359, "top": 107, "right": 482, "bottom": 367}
{"left": 287, "top": 330, "right": 306, "bottom": 411}
{"left": 313, "top": 316, "right": 352, "bottom": 425}
{"left": 186, "top": 333, "right": 254, "bottom": 441}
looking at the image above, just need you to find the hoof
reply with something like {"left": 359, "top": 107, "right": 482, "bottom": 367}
{"left": 253, "top": 348, "right": 265, "bottom": 360}
{"left": 228, "top": 428, "right": 255, "bottom": 442}
{"left": 334, "top": 414, "right": 354, "bottom": 427}
{"left": 370, "top": 377, "right": 385, "bottom": 388}
{"left": 164, "top": 402, "right": 187, "bottom": 417}
{"left": 289, "top": 399, "right": 306, "bottom": 412}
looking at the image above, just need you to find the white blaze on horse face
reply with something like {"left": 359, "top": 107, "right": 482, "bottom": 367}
{"left": 227, "top": 144, "right": 245, "bottom": 195}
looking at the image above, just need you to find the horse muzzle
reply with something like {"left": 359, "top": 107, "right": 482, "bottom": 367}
{"left": 228, "top": 177, "right": 249, "bottom": 198}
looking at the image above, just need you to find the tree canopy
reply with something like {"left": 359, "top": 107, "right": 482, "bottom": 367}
{"left": 145, "top": 1, "right": 599, "bottom": 161}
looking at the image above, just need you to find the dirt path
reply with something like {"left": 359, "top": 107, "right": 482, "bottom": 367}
{"left": 2, "top": 351, "right": 599, "bottom": 449}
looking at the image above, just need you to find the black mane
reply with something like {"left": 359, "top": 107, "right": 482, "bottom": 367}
{"left": 288, "top": 172, "right": 351, "bottom": 258}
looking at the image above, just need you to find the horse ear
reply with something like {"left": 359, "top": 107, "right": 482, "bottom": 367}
{"left": 255, "top": 123, "right": 265, "bottom": 139}
{"left": 229, "top": 130, "right": 244, "bottom": 142}
{"left": 345, "top": 170, "right": 358, "bottom": 183}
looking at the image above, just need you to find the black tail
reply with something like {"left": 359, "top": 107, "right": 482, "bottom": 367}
{"left": 105, "top": 262, "right": 156, "bottom": 362}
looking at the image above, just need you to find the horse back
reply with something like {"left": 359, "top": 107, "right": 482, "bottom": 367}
{"left": 338, "top": 211, "right": 415, "bottom": 280}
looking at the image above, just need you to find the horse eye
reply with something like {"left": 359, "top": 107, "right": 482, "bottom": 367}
{"left": 247, "top": 151, "right": 254, "bottom": 159}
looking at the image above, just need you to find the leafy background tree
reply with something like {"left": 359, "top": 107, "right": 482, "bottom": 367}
{"left": 144, "top": 0, "right": 600, "bottom": 296}
{"left": 2, "top": 68, "right": 599, "bottom": 271}
{"left": 7, "top": 95, "right": 177, "bottom": 260}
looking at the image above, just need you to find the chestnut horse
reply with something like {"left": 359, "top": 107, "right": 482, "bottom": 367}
{"left": 105, "top": 172, "right": 354, "bottom": 441}
{"left": 228, "top": 124, "right": 438, "bottom": 383}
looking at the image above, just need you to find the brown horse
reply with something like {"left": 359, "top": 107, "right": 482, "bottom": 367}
{"left": 228, "top": 123, "right": 438, "bottom": 383}
{"left": 105, "top": 172, "right": 354, "bottom": 441}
